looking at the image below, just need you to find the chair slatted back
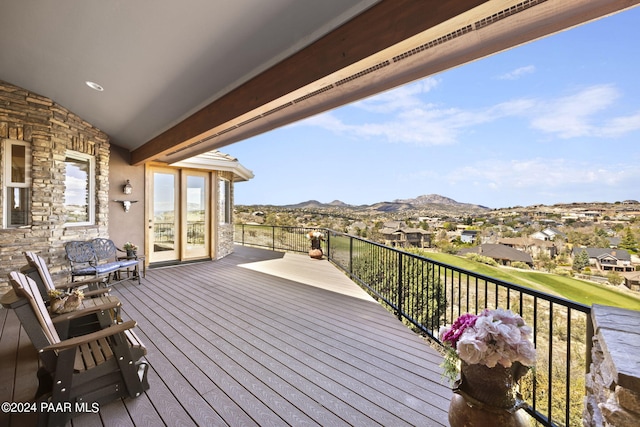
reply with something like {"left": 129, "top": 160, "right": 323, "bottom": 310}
{"left": 24, "top": 251, "right": 55, "bottom": 292}
{"left": 91, "top": 238, "right": 118, "bottom": 263}
{"left": 65, "top": 241, "right": 97, "bottom": 266}
{"left": 7, "top": 271, "right": 61, "bottom": 346}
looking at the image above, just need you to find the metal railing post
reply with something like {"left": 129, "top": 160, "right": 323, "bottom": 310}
{"left": 349, "top": 235, "right": 353, "bottom": 274}
{"left": 397, "top": 251, "right": 403, "bottom": 321}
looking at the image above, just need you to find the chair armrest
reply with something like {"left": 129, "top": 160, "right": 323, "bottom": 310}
{"left": 54, "top": 284, "right": 112, "bottom": 297}
{"left": 51, "top": 300, "right": 121, "bottom": 323}
{"left": 54, "top": 277, "right": 107, "bottom": 289}
{"left": 41, "top": 320, "right": 137, "bottom": 352}
{"left": 75, "top": 287, "right": 111, "bottom": 298}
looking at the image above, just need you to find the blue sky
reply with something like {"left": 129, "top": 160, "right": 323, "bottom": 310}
{"left": 225, "top": 8, "right": 640, "bottom": 209}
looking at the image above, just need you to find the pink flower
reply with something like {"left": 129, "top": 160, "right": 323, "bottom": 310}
{"left": 439, "top": 313, "right": 478, "bottom": 348}
{"left": 441, "top": 308, "right": 536, "bottom": 369}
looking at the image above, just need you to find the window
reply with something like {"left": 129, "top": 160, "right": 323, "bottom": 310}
{"left": 64, "top": 151, "right": 94, "bottom": 225}
{"left": 218, "top": 178, "right": 231, "bottom": 224}
{"left": 3, "top": 140, "right": 31, "bottom": 228}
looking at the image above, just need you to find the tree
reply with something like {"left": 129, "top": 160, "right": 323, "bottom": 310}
{"left": 442, "top": 222, "right": 457, "bottom": 232}
{"left": 572, "top": 249, "right": 590, "bottom": 272}
{"left": 536, "top": 253, "right": 556, "bottom": 272}
{"left": 619, "top": 228, "right": 638, "bottom": 253}
{"left": 606, "top": 271, "right": 624, "bottom": 286}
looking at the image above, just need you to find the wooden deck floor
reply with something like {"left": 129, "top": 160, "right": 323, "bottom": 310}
{"left": 1, "top": 246, "right": 451, "bottom": 426}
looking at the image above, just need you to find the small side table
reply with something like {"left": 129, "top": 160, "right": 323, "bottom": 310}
{"left": 117, "top": 254, "right": 146, "bottom": 280}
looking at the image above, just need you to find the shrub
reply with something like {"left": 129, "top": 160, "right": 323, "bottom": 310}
{"left": 607, "top": 271, "right": 624, "bottom": 286}
{"left": 465, "top": 253, "right": 499, "bottom": 266}
{"left": 511, "top": 261, "right": 531, "bottom": 270}
{"left": 553, "top": 268, "right": 572, "bottom": 277}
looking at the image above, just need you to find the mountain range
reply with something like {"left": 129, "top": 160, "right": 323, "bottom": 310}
{"left": 277, "top": 194, "right": 490, "bottom": 214}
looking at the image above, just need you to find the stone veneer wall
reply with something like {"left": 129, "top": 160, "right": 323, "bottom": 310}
{"left": 584, "top": 304, "right": 640, "bottom": 426}
{"left": 0, "top": 80, "right": 109, "bottom": 292}
{"left": 216, "top": 171, "right": 235, "bottom": 259}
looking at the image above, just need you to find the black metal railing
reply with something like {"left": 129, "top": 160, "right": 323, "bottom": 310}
{"left": 153, "top": 222, "right": 206, "bottom": 245}
{"left": 187, "top": 221, "right": 205, "bottom": 244}
{"left": 154, "top": 222, "right": 175, "bottom": 243}
{"left": 234, "top": 224, "right": 592, "bottom": 427}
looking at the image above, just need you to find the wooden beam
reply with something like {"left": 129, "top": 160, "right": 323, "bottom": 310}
{"left": 130, "top": 0, "right": 487, "bottom": 164}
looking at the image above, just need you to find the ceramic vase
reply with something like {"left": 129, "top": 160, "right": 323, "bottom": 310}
{"left": 448, "top": 361, "right": 531, "bottom": 427}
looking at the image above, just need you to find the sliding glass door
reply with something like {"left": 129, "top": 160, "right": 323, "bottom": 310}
{"left": 149, "top": 169, "right": 179, "bottom": 263}
{"left": 148, "top": 168, "right": 211, "bottom": 263}
{"left": 183, "top": 172, "right": 210, "bottom": 259}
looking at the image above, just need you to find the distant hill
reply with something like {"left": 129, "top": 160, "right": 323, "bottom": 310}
{"left": 393, "top": 194, "right": 489, "bottom": 210}
{"left": 276, "top": 194, "right": 490, "bottom": 214}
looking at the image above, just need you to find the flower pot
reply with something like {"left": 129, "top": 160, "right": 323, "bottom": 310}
{"left": 309, "top": 248, "right": 323, "bottom": 259}
{"left": 49, "top": 296, "right": 67, "bottom": 314}
{"left": 448, "top": 362, "right": 531, "bottom": 427}
{"left": 61, "top": 293, "right": 83, "bottom": 313}
{"left": 126, "top": 249, "right": 137, "bottom": 257}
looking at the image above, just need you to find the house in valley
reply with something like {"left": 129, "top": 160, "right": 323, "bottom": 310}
{"left": 571, "top": 247, "right": 635, "bottom": 272}
{"left": 460, "top": 230, "right": 479, "bottom": 244}
{"left": 531, "top": 227, "right": 565, "bottom": 241}
{"left": 459, "top": 244, "right": 534, "bottom": 267}
{"left": 498, "top": 237, "right": 557, "bottom": 258}
{"left": 380, "top": 225, "right": 431, "bottom": 248}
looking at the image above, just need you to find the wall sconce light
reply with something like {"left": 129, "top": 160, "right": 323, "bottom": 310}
{"left": 123, "top": 180, "right": 133, "bottom": 195}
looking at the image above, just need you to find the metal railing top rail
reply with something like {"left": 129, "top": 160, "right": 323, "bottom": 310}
{"left": 338, "top": 230, "right": 590, "bottom": 314}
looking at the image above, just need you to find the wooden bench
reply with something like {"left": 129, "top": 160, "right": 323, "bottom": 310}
{"left": 65, "top": 238, "right": 141, "bottom": 285}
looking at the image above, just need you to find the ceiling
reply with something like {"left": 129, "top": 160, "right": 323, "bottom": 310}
{"left": 1, "top": 0, "right": 638, "bottom": 165}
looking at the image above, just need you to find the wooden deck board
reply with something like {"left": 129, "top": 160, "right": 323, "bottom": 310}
{"left": 0, "top": 245, "right": 450, "bottom": 426}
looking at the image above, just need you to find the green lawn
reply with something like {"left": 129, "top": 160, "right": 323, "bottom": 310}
{"left": 421, "top": 252, "right": 640, "bottom": 311}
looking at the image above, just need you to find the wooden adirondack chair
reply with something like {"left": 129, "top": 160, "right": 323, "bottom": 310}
{"left": 21, "top": 251, "right": 123, "bottom": 337}
{"left": 2, "top": 272, "right": 149, "bottom": 427}
{"left": 23, "top": 251, "right": 111, "bottom": 299}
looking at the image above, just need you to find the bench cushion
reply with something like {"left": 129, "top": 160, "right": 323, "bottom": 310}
{"left": 118, "top": 259, "right": 139, "bottom": 268}
{"left": 73, "top": 262, "right": 122, "bottom": 276}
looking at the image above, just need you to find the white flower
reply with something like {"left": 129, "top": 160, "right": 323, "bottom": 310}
{"left": 514, "top": 341, "right": 537, "bottom": 366}
{"left": 441, "top": 308, "right": 536, "bottom": 369}
{"left": 457, "top": 335, "right": 488, "bottom": 365}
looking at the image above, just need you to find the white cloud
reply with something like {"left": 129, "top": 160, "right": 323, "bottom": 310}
{"left": 353, "top": 77, "right": 441, "bottom": 114}
{"left": 598, "top": 111, "right": 640, "bottom": 137}
{"left": 530, "top": 84, "right": 620, "bottom": 138}
{"left": 64, "top": 176, "right": 88, "bottom": 205}
{"left": 497, "top": 65, "right": 536, "bottom": 80}
{"left": 299, "top": 81, "right": 639, "bottom": 146}
{"left": 444, "top": 158, "right": 639, "bottom": 190}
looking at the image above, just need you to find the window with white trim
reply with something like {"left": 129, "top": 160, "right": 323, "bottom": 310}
{"left": 3, "top": 140, "right": 32, "bottom": 228}
{"left": 64, "top": 151, "right": 95, "bottom": 226}
{"left": 218, "top": 178, "right": 231, "bottom": 224}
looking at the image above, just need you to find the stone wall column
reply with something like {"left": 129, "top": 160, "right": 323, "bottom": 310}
{"left": 584, "top": 305, "right": 640, "bottom": 426}
{"left": 0, "top": 80, "right": 110, "bottom": 291}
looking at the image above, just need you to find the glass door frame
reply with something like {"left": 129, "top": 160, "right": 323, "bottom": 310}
{"left": 147, "top": 167, "right": 180, "bottom": 263}
{"left": 181, "top": 170, "right": 210, "bottom": 260}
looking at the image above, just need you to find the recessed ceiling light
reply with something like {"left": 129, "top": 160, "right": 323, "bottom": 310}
{"left": 85, "top": 81, "right": 104, "bottom": 91}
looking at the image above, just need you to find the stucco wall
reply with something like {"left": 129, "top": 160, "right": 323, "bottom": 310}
{"left": 108, "top": 145, "right": 145, "bottom": 251}
{"left": 0, "top": 80, "right": 110, "bottom": 291}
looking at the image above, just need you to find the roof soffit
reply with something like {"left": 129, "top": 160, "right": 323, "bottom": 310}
{"left": 132, "top": 0, "right": 640, "bottom": 165}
